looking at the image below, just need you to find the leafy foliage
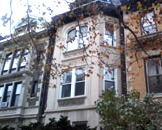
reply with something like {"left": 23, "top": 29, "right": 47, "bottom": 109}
{"left": 0, "top": 116, "right": 96, "bottom": 130}
{"left": 96, "top": 89, "right": 162, "bottom": 130}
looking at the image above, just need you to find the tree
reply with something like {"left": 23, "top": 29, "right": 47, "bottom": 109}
{"left": 95, "top": 88, "right": 162, "bottom": 130}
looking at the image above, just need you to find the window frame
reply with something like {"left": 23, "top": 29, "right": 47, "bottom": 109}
{"left": 104, "top": 23, "right": 117, "bottom": 47}
{"left": 11, "top": 82, "right": 22, "bottom": 106}
{"left": 65, "top": 26, "right": 88, "bottom": 51}
{"left": 1, "top": 49, "right": 28, "bottom": 75}
{"left": 30, "top": 81, "right": 38, "bottom": 97}
{"left": 60, "top": 67, "right": 86, "bottom": 99}
{"left": 1, "top": 53, "right": 13, "bottom": 75}
{"left": 0, "top": 81, "right": 22, "bottom": 108}
{"left": 140, "top": 11, "right": 157, "bottom": 35}
{"left": 145, "top": 56, "right": 162, "bottom": 94}
{"left": 103, "top": 66, "right": 117, "bottom": 94}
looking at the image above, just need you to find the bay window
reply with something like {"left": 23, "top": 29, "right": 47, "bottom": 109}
{"left": 66, "top": 26, "right": 88, "bottom": 51}
{"left": 61, "top": 67, "right": 85, "bottom": 98}
{"left": 145, "top": 56, "right": 162, "bottom": 94}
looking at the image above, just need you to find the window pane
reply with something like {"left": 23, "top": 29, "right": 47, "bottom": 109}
{"left": 148, "top": 75, "right": 162, "bottom": 93}
{"left": 14, "top": 95, "right": 19, "bottom": 106}
{"left": 16, "top": 83, "right": 22, "bottom": 94}
{"left": 104, "top": 26, "right": 114, "bottom": 46}
{"left": 66, "top": 40, "right": 78, "bottom": 51}
{"left": 141, "top": 12, "right": 156, "bottom": 34}
{"left": 79, "top": 26, "right": 88, "bottom": 37}
{"left": 11, "top": 57, "right": 19, "bottom": 69}
{"left": 31, "top": 81, "right": 38, "bottom": 97}
{"left": 76, "top": 68, "right": 85, "bottom": 81}
{"left": 3, "top": 84, "right": 13, "bottom": 104}
{"left": 0, "top": 86, "right": 4, "bottom": 97}
{"left": 75, "top": 82, "right": 85, "bottom": 96}
{"left": 104, "top": 67, "right": 115, "bottom": 81}
{"left": 67, "top": 29, "right": 76, "bottom": 42}
{"left": 61, "top": 84, "right": 71, "bottom": 98}
{"left": 19, "top": 54, "right": 28, "bottom": 67}
{"left": 3, "top": 53, "right": 12, "bottom": 72}
{"left": 147, "top": 58, "right": 161, "bottom": 76}
{"left": 63, "top": 71, "right": 72, "bottom": 83}
{"left": 105, "top": 81, "right": 115, "bottom": 90}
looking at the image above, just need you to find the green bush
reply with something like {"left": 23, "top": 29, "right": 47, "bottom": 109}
{"left": 96, "top": 88, "right": 162, "bottom": 130}
{"left": 0, "top": 116, "right": 96, "bottom": 130}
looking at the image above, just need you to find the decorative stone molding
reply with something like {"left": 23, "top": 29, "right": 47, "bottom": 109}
{"left": 58, "top": 96, "right": 86, "bottom": 107}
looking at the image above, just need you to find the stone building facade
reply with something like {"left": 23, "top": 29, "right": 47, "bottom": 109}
{"left": 0, "top": 16, "right": 48, "bottom": 127}
{"left": 45, "top": 0, "right": 125, "bottom": 129}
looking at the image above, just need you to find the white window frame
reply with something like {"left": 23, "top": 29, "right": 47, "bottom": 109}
{"left": 0, "top": 81, "right": 22, "bottom": 108}
{"left": 103, "top": 66, "right": 117, "bottom": 94}
{"left": 145, "top": 56, "right": 162, "bottom": 94}
{"left": 104, "top": 23, "right": 117, "bottom": 47}
{"left": 65, "top": 26, "right": 88, "bottom": 51}
{"left": 60, "top": 67, "right": 86, "bottom": 99}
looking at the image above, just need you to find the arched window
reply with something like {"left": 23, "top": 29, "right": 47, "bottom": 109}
{"left": 66, "top": 26, "right": 88, "bottom": 51}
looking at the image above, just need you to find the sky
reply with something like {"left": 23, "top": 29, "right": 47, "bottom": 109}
{"left": 0, "top": 0, "right": 71, "bottom": 37}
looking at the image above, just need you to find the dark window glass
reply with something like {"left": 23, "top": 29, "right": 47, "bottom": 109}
{"left": 61, "top": 84, "right": 71, "bottom": 98}
{"left": 31, "top": 81, "right": 38, "bottom": 97}
{"left": 11, "top": 82, "right": 22, "bottom": 106}
{"left": 73, "top": 121, "right": 87, "bottom": 129}
{"left": 146, "top": 57, "right": 162, "bottom": 94}
{"left": 75, "top": 68, "right": 85, "bottom": 96}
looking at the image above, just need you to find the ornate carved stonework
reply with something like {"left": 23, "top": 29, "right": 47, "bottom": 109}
{"left": 58, "top": 98, "right": 85, "bottom": 107}
{"left": 0, "top": 109, "right": 16, "bottom": 115}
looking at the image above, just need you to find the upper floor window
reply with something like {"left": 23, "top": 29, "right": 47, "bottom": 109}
{"left": 145, "top": 56, "right": 162, "bottom": 94}
{"left": 61, "top": 67, "right": 85, "bottom": 98}
{"left": 0, "top": 85, "right": 4, "bottom": 106}
{"left": 30, "top": 81, "right": 38, "bottom": 97}
{"left": 0, "top": 82, "right": 22, "bottom": 108}
{"left": 1, "top": 50, "right": 29, "bottom": 75}
{"left": 104, "top": 66, "right": 117, "bottom": 92}
{"left": 141, "top": 11, "right": 157, "bottom": 35}
{"left": 104, "top": 24, "right": 116, "bottom": 46}
{"left": 66, "top": 26, "right": 88, "bottom": 51}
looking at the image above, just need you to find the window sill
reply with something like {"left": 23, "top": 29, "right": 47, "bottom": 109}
{"left": 62, "top": 48, "right": 88, "bottom": 62}
{"left": 63, "top": 47, "right": 85, "bottom": 55}
{"left": 153, "top": 93, "right": 162, "bottom": 99}
{"left": 0, "top": 106, "right": 22, "bottom": 110}
{"left": 58, "top": 95, "right": 86, "bottom": 101}
{"left": 58, "top": 96, "right": 86, "bottom": 107}
{"left": 0, "top": 70, "right": 31, "bottom": 81}
{"left": 130, "top": 31, "right": 162, "bottom": 42}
